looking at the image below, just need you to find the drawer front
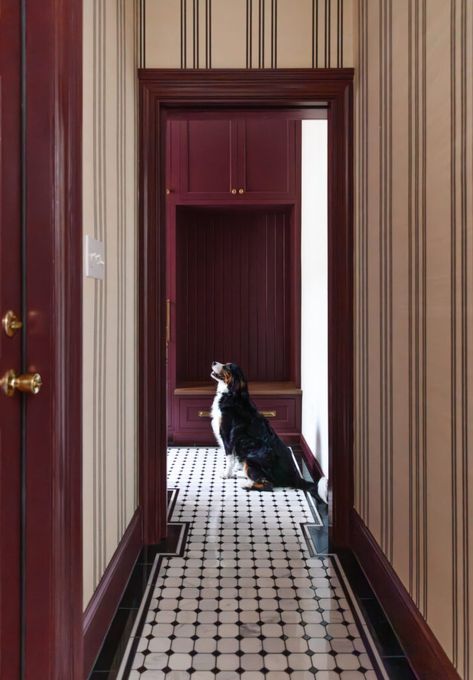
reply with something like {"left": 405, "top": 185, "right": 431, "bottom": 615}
{"left": 251, "top": 396, "right": 300, "bottom": 432}
{"left": 177, "top": 397, "right": 215, "bottom": 432}
{"left": 172, "top": 395, "right": 301, "bottom": 444}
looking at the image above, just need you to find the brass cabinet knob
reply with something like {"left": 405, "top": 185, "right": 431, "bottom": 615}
{"left": 1, "top": 370, "right": 42, "bottom": 397}
{"left": 238, "top": 188, "right": 245, "bottom": 194}
{"left": 231, "top": 188, "right": 237, "bottom": 195}
{"left": 166, "top": 188, "right": 172, "bottom": 195}
{"left": 2, "top": 310, "right": 23, "bottom": 337}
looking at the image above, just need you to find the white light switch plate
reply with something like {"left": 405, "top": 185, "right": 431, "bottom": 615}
{"left": 85, "top": 235, "right": 105, "bottom": 280}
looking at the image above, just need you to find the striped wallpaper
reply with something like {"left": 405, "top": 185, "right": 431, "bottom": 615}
{"left": 354, "top": 1, "right": 473, "bottom": 677}
{"left": 138, "top": 0, "right": 354, "bottom": 68}
{"left": 82, "top": 0, "right": 139, "bottom": 608}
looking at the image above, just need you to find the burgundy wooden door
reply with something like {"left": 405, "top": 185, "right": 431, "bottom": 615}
{"left": 0, "top": 2, "right": 22, "bottom": 676}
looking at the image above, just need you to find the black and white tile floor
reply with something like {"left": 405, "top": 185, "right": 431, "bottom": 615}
{"left": 116, "top": 447, "right": 391, "bottom": 680}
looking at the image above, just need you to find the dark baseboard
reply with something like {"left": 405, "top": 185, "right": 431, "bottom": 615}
{"left": 170, "top": 432, "right": 302, "bottom": 447}
{"left": 83, "top": 508, "right": 142, "bottom": 678}
{"left": 298, "top": 433, "right": 324, "bottom": 481}
{"left": 351, "top": 510, "right": 461, "bottom": 680}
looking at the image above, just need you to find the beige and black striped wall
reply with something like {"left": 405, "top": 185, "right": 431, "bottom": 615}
{"left": 354, "top": 1, "right": 473, "bottom": 677}
{"left": 82, "top": 0, "right": 139, "bottom": 609}
{"left": 138, "top": 0, "right": 354, "bottom": 68}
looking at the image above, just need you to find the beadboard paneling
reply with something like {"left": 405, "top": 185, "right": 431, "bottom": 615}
{"left": 354, "top": 1, "right": 473, "bottom": 676}
{"left": 175, "top": 206, "right": 293, "bottom": 384}
{"left": 82, "top": 0, "right": 139, "bottom": 609}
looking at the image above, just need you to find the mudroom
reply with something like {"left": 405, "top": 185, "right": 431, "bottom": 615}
{"left": 164, "top": 110, "right": 327, "bottom": 460}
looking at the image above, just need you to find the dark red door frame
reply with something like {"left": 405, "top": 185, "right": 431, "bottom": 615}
{"left": 23, "top": 2, "right": 83, "bottom": 678}
{"left": 139, "top": 69, "right": 354, "bottom": 549}
{"left": 0, "top": 3, "right": 22, "bottom": 677}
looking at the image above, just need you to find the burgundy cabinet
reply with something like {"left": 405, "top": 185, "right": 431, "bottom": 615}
{"left": 166, "top": 112, "right": 302, "bottom": 445}
{"left": 174, "top": 117, "right": 235, "bottom": 198}
{"left": 238, "top": 118, "right": 298, "bottom": 197}
{"left": 166, "top": 114, "right": 299, "bottom": 201}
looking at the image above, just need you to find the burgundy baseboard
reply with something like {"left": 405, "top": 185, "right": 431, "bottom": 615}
{"left": 281, "top": 432, "right": 304, "bottom": 446}
{"left": 83, "top": 508, "right": 142, "bottom": 677}
{"left": 170, "top": 431, "right": 302, "bottom": 447}
{"left": 298, "top": 434, "right": 324, "bottom": 481}
{"left": 351, "top": 510, "right": 461, "bottom": 680}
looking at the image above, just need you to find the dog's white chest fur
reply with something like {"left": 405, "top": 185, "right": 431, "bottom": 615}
{"left": 211, "top": 380, "right": 227, "bottom": 451}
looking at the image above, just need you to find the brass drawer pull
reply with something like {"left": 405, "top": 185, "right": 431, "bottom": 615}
{"left": 198, "top": 410, "right": 211, "bottom": 418}
{"left": 166, "top": 299, "right": 171, "bottom": 344}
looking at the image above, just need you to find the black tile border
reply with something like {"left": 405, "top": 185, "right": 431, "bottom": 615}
{"left": 337, "top": 551, "right": 418, "bottom": 679}
{"left": 298, "top": 452, "right": 416, "bottom": 679}
{"left": 299, "top": 497, "right": 389, "bottom": 679}
{"left": 88, "top": 487, "right": 188, "bottom": 680}
{"left": 115, "top": 522, "right": 189, "bottom": 680}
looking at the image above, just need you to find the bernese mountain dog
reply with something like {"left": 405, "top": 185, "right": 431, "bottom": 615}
{"left": 210, "top": 361, "right": 315, "bottom": 493}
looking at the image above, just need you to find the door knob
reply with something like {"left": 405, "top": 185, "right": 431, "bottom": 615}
{"left": 238, "top": 188, "right": 245, "bottom": 194}
{"left": 231, "top": 188, "right": 237, "bottom": 195}
{"left": 2, "top": 310, "right": 23, "bottom": 337}
{"left": 1, "top": 370, "right": 42, "bottom": 397}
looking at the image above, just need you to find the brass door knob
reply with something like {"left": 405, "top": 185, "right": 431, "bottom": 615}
{"left": 2, "top": 310, "right": 23, "bottom": 337}
{"left": 238, "top": 188, "right": 245, "bottom": 194}
{"left": 231, "top": 188, "right": 237, "bottom": 194}
{"left": 1, "top": 370, "right": 42, "bottom": 397}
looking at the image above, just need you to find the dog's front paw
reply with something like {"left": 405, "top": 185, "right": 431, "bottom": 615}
{"left": 241, "top": 480, "right": 274, "bottom": 492}
{"left": 221, "top": 471, "right": 236, "bottom": 479}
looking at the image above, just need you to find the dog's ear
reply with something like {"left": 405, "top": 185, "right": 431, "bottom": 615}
{"left": 229, "top": 365, "right": 247, "bottom": 396}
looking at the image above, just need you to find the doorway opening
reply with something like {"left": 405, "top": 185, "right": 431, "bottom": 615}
{"left": 138, "top": 69, "right": 354, "bottom": 549}
{"left": 164, "top": 110, "right": 329, "bottom": 508}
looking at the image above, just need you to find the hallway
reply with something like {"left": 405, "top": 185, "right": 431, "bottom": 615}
{"left": 115, "top": 448, "right": 387, "bottom": 679}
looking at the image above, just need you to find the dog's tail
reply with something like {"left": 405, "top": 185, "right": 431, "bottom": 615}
{"left": 293, "top": 477, "right": 327, "bottom": 504}
{"left": 293, "top": 477, "right": 317, "bottom": 493}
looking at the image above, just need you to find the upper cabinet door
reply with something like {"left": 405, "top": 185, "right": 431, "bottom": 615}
{"left": 238, "top": 118, "right": 298, "bottom": 199}
{"left": 179, "top": 118, "right": 237, "bottom": 199}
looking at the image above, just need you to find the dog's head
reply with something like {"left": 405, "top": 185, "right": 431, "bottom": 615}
{"left": 211, "top": 361, "right": 248, "bottom": 396}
